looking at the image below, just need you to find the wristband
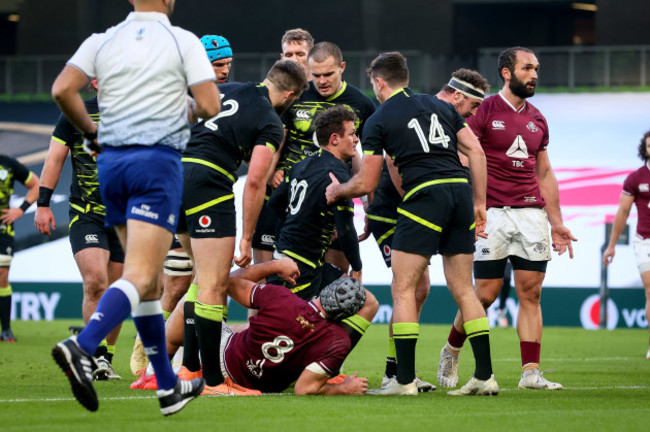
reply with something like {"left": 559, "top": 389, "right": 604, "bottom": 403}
{"left": 19, "top": 201, "right": 31, "bottom": 212}
{"left": 37, "top": 186, "right": 54, "bottom": 207}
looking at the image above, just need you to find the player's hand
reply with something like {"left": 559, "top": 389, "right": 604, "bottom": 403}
{"left": 271, "top": 170, "right": 285, "bottom": 188}
{"left": 0, "top": 208, "right": 24, "bottom": 225}
{"left": 474, "top": 206, "right": 488, "bottom": 240}
{"left": 82, "top": 130, "right": 101, "bottom": 157}
{"left": 551, "top": 225, "right": 578, "bottom": 259}
{"left": 276, "top": 258, "right": 300, "bottom": 285}
{"left": 325, "top": 172, "right": 340, "bottom": 205}
{"left": 235, "top": 238, "right": 252, "bottom": 268}
{"left": 34, "top": 207, "right": 56, "bottom": 235}
{"left": 358, "top": 215, "right": 371, "bottom": 242}
{"left": 349, "top": 269, "right": 362, "bottom": 283}
{"left": 340, "top": 372, "right": 368, "bottom": 395}
{"left": 603, "top": 245, "right": 615, "bottom": 266}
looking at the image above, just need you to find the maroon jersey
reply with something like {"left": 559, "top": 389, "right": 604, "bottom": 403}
{"left": 224, "top": 284, "right": 351, "bottom": 393}
{"left": 622, "top": 164, "right": 650, "bottom": 239}
{"left": 467, "top": 93, "right": 549, "bottom": 209}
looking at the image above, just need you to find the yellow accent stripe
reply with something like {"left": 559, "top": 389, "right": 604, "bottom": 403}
{"left": 0, "top": 286, "right": 12, "bottom": 297}
{"left": 186, "top": 283, "right": 199, "bottom": 302}
{"left": 336, "top": 205, "right": 354, "bottom": 212}
{"left": 367, "top": 214, "right": 397, "bottom": 224}
{"left": 341, "top": 315, "right": 371, "bottom": 335}
{"left": 181, "top": 157, "right": 235, "bottom": 183}
{"left": 51, "top": 136, "right": 66, "bottom": 145}
{"left": 185, "top": 194, "right": 234, "bottom": 216}
{"left": 464, "top": 317, "right": 489, "bottom": 339}
{"left": 326, "top": 81, "right": 347, "bottom": 101}
{"left": 265, "top": 142, "right": 277, "bottom": 152}
{"left": 70, "top": 203, "right": 86, "bottom": 213}
{"left": 393, "top": 322, "right": 419, "bottom": 339}
{"left": 363, "top": 150, "right": 375, "bottom": 155}
{"left": 397, "top": 207, "right": 442, "bottom": 232}
{"left": 403, "top": 178, "right": 468, "bottom": 201}
{"left": 376, "top": 227, "right": 395, "bottom": 245}
{"left": 68, "top": 215, "right": 79, "bottom": 228}
{"left": 469, "top": 221, "right": 476, "bottom": 230}
{"left": 194, "top": 302, "right": 224, "bottom": 322}
{"left": 280, "top": 249, "right": 317, "bottom": 269}
{"left": 24, "top": 172, "right": 33, "bottom": 184}
{"left": 290, "top": 282, "right": 311, "bottom": 293}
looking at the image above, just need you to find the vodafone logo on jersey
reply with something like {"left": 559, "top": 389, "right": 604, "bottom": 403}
{"left": 383, "top": 244, "right": 391, "bottom": 257}
{"left": 199, "top": 215, "right": 212, "bottom": 228}
{"left": 580, "top": 294, "right": 619, "bottom": 330}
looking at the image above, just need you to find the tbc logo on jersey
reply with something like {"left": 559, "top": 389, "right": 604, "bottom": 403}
{"left": 131, "top": 204, "right": 159, "bottom": 220}
{"left": 526, "top": 122, "right": 539, "bottom": 132}
{"left": 580, "top": 294, "right": 618, "bottom": 330}
{"left": 199, "top": 215, "right": 212, "bottom": 228}
{"left": 246, "top": 358, "right": 265, "bottom": 379}
{"left": 89, "top": 311, "right": 104, "bottom": 322}
{"left": 491, "top": 120, "right": 505, "bottom": 130}
{"left": 640, "top": 184, "right": 649, "bottom": 192}
{"left": 261, "top": 234, "right": 275, "bottom": 245}
{"left": 0, "top": 169, "right": 7, "bottom": 181}
{"left": 84, "top": 234, "right": 99, "bottom": 244}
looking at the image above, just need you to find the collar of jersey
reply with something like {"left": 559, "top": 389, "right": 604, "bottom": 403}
{"left": 386, "top": 87, "right": 409, "bottom": 101}
{"left": 498, "top": 91, "right": 526, "bottom": 113}
{"left": 127, "top": 11, "right": 171, "bottom": 24}
{"left": 326, "top": 81, "right": 347, "bottom": 101}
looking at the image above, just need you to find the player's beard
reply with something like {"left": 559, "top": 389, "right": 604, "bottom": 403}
{"left": 509, "top": 73, "right": 535, "bottom": 99}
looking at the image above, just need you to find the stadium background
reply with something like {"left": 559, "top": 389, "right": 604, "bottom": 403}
{"left": 0, "top": 0, "right": 649, "bottom": 329}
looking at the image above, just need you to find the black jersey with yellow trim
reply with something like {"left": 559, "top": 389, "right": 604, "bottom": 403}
{"left": 51, "top": 97, "right": 105, "bottom": 215}
{"left": 279, "top": 81, "right": 375, "bottom": 172}
{"left": 269, "top": 150, "right": 359, "bottom": 270}
{"left": 183, "top": 82, "right": 284, "bottom": 181}
{"left": 0, "top": 154, "right": 32, "bottom": 237}
{"left": 362, "top": 88, "right": 467, "bottom": 192}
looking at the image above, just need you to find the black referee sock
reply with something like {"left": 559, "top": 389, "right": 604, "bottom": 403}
{"left": 182, "top": 301, "right": 201, "bottom": 372}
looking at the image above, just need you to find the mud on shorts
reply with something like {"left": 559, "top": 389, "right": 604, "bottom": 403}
{"left": 177, "top": 161, "right": 236, "bottom": 239}
{"left": 392, "top": 181, "right": 475, "bottom": 256}
{"left": 68, "top": 208, "right": 125, "bottom": 263}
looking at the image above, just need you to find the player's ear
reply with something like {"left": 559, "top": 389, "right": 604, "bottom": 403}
{"left": 340, "top": 61, "right": 347, "bottom": 74}
{"left": 501, "top": 67, "right": 511, "bottom": 81}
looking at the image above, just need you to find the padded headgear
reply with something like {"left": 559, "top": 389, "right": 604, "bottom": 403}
{"left": 319, "top": 277, "right": 365, "bottom": 322}
{"left": 201, "top": 35, "right": 232, "bottom": 62}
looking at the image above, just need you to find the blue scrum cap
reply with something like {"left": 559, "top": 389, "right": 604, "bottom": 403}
{"left": 201, "top": 35, "right": 233, "bottom": 62}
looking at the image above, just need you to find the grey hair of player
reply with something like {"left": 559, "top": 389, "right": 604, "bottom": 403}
{"left": 319, "top": 277, "right": 366, "bottom": 322}
{"left": 440, "top": 68, "right": 490, "bottom": 96}
{"left": 638, "top": 130, "right": 650, "bottom": 162}
{"left": 366, "top": 51, "right": 409, "bottom": 87}
{"left": 281, "top": 28, "right": 314, "bottom": 49}
{"left": 313, "top": 105, "right": 359, "bottom": 148}
{"left": 497, "top": 46, "right": 535, "bottom": 83}
{"left": 308, "top": 41, "right": 343, "bottom": 64}
{"left": 265, "top": 60, "right": 309, "bottom": 93}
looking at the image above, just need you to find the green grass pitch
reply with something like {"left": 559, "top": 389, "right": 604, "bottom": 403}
{"left": 1, "top": 320, "right": 649, "bottom": 431}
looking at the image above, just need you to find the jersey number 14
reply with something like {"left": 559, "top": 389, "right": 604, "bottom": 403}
{"left": 407, "top": 114, "right": 451, "bottom": 152}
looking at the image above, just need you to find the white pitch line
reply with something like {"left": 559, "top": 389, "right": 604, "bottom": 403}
{"left": 493, "top": 357, "right": 633, "bottom": 362}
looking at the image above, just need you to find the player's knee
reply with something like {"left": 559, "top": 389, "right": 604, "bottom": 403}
{"left": 359, "top": 289, "right": 379, "bottom": 321}
{"left": 475, "top": 290, "right": 497, "bottom": 309}
{"left": 82, "top": 271, "right": 109, "bottom": 298}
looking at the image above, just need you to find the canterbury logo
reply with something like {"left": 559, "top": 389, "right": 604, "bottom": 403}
{"left": 85, "top": 234, "right": 99, "bottom": 244}
{"left": 295, "top": 110, "right": 311, "bottom": 120}
{"left": 89, "top": 312, "right": 103, "bottom": 322}
{"left": 144, "top": 346, "right": 159, "bottom": 356}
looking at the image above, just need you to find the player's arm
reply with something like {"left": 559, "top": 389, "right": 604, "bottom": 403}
{"left": 227, "top": 258, "right": 300, "bottom": 307}
{"left": 188, "top": 81, "right": 221, "bottom": 121}
{"left": 326, "top": 153, "right": 383, "bottom": 205}
{"left": 603, "top": 193, "right": 634, "bottom": 266}
{"left": 0, "top": 170, "right": 39, "bottom": 225}
{"left": 536, "top": 150, "right": 578, "bottom": 258}
{"left": 333, "top": 203, "right": 362, "bottom": 281}
{"left": 236, "top": 145, "right": 276, "bottom": 268}
{"left": 384, "top": 154, "right": 405, "bottom": 196}
{"left": 456, "top": 126, "right": 488, "bottom": 239}
{"left": 34, "top": 140, "right": 70, "bottom": 235}
{"left": 51, "top": 65, "right": 96, "bottom": 138}
{"left": 294, "top": 370, "right": 367, "bottom": 395}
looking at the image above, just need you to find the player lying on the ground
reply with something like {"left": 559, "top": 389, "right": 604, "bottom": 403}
{"left": 137, "top": 258, "right": 372, "bottom": 395}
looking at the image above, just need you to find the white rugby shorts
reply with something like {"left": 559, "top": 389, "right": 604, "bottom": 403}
{"left": 474, "top": 207, "right": 551, "bottom": 262}
{"left": 632, "top": 235, "right": 650, "bottom": 273}
{"left": 0, "top": 254, "right": 12, "bottom": 267}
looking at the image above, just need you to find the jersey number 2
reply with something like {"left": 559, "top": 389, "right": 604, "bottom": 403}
{"left": 204, "top": 99, "right": 239, "bottom": 131}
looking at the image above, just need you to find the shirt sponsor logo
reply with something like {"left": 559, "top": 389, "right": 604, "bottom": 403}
{"left": 85, "top": 234, "right": 99, "bottom": 244}
{"left": 131, "top": 204, "right": 159, "bottom": 220}
{"left": 491, "top": 120, "right": 505, "bottom": 130}
{"left": 506, "top": 135, "right": 529, "bottom": 159}
{"left": 640, "top": 183, "right": 649, "bottom": 192}
{"left": 246, "top": 358, "right": 265, "bottom": 379}
{"left": 383, "top": 244, "right": 391, "bottom": 257}
{"left": 526, "top": 121, "right": 539, "bottom": 132}
{"left": 199, "top": 215, "right": 211, "bottom": 228}
{"left": 295, "top": 110, "right": 311, "bottom": 120}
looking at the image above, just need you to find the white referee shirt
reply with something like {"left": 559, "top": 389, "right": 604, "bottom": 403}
{"left": 68, "top": 12, "right": 215, "bottom": 151}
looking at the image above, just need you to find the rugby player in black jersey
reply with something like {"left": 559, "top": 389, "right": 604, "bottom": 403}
{"left": 254, "top": 41, "right": 376, "bottom": 273}
{"left": 326, "top": 52, "right": 497, "bottom": 396}
{"left": 176, "top": 60, "right": 307, "bottom": 396}
{"left": 267, "top": 104, "right": 378, "bottom": 360}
